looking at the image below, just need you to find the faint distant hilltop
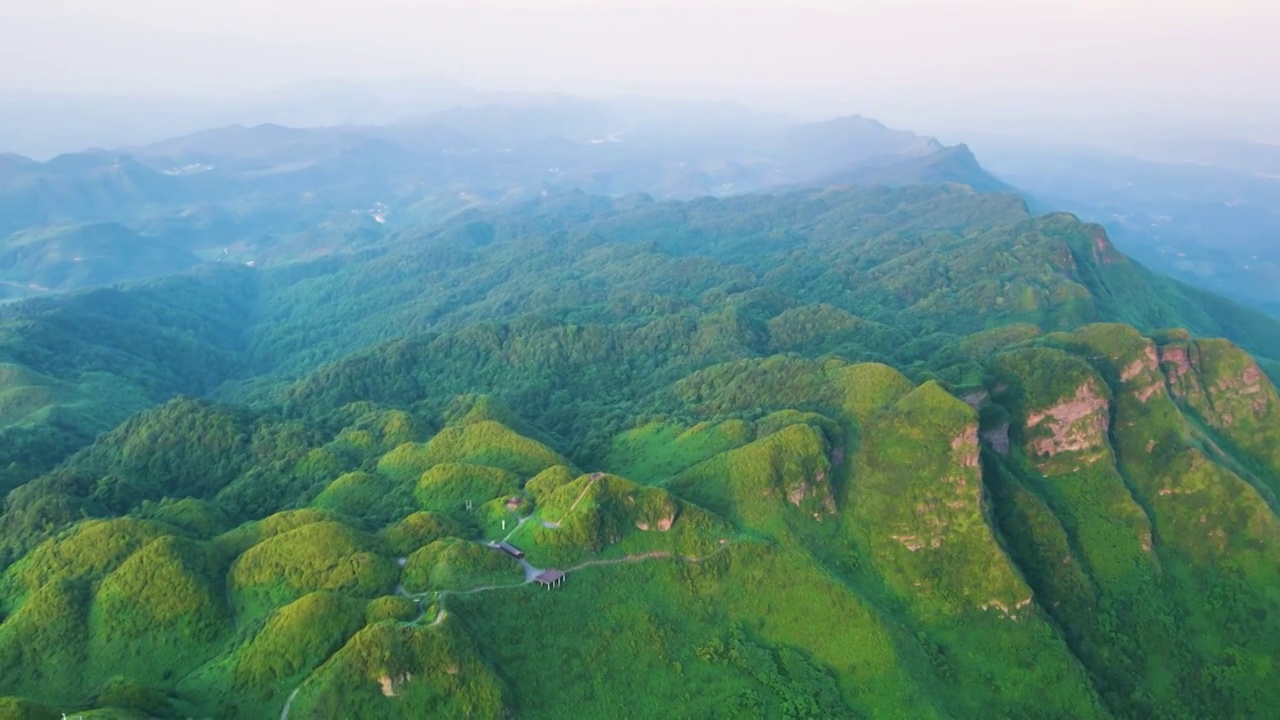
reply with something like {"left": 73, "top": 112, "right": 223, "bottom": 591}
{"left": 0, "top": 78, "right": 501, "bottom": 160}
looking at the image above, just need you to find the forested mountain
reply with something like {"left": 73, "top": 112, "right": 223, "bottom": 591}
{"left": 0, "top": 153, "right": 179, "bottom": 235}
{"left": 4, "top": 107, "right": 994, "bottom": 223}
{"left": 6, "top": 185, "right": 1278, "bottom": 485}
{"left": 2, "top": 172, "right": 1280, "bottom": 717}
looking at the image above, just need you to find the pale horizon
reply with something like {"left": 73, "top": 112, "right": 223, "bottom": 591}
{"left": 3, "top": 0, "right": 1279, "bottom": 156}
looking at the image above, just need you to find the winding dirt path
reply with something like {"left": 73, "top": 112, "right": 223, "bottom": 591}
{"left": 564, "top": 550, "right": 672, "bottom": 571}
{"left": 551, "top": 474, "right": 603, "bottom": 527}
{"left": 280, "top": 687, "right": 301, "bottom": 720}
{"left": 564, "top": 541, "right": 735, "bottom": 574}
{"left": 281, "top": 530, "right": 739, "bottom": 719}
{"left": 502, "top": 514, "right": 532, "bottom": 542}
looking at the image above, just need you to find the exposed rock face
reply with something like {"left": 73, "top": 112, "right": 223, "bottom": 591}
{"left": 1135, "top": 382, "right": 1164, "bottom": 403}
{"left": 1242, "top": 365, "right": 1264, "bottom": 386}
{"left": 1117, "top": 340, "right": 1166, "bottom": 403}
{"left": 780, "top": 451, "right": 838, "bottom": 519}
{"left": 786, "top": 471, "right": 838, "bottom": 517}
{"left": 1214, "top": 362, "right": 1272, "bottom": 424}
{"left": 1244, "top": 368, "right": 1273, "bottom": 419}
{"left": 892, "top": 534, "right": 926, "bottom": 552}
{"left": 1121, "top": 343, "right": 1160, "bottom": 382}
{"left": 787, "top": 482, "right": 809, "bottom": 506}
{"left": 952, "top": 426, "right": 980, "bottom": 468}
{"left": 1160, "top": 344, "right": 1194, "bottom": 385}
{"left": 635, "top": 513, "right": 675, "bottom": 532}
{"left": 981, "top": 595, "right": 1034, "bottom": 621}
{"left": 1160, "top": 340, "right": 1275, "bottom": 428}
{"left": 633, "top": 493, "right": 679, "bottom": 533}
{"left": 1159, "top": 341, "right": 1219, "bottom": 420}
{"left": 379, "top": 673, "right": 413, "bottom": 697}
{"left": 1090, "top": 228, "right": 1119, "bottom": 265}
{"left": 1026, "top": 381, "right": 1110, "bottom": 465}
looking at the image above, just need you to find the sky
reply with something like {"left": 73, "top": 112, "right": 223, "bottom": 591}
{"left": 2, "top": 0, "right": 1278, "bottom": 145}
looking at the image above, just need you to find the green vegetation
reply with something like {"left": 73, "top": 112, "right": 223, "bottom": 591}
{"left": 380, "top": 511, "right": 464, "bottom": 557}
{"left": 228, "top": 521, "right": 398, "bottom": 619}
{"left": 670, "top": 423, "right": 835, "bottom": 535}
{"left": 401, "top": 538, "right": 524, "bottom": 593}
{"left": 605, "top": 419, "right": 755, "bottom": 485}
{"left": 0, "top": 696, "right": 60, "bottom": 720}
{"left": 418, "top": 420, "right": 570, "bottom": 475}
{"left": 237, "top": 593, "right": 364, "bottom": 682}
{"left": 413, "top": 463, "right": 522, "bottom": 520}
{"left": 287, "top": 620, "right": 508, "bottom": 718}
{"left": 1, "top": 185, "right": 1280, "bottom": 717}
{"left": 86, "top": 535, "right": 228, "bottom": 684}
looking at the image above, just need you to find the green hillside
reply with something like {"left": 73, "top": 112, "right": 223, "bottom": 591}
{"left": 1, "top": 185, "right": 1280, "bottom": 716}
{"left": 2, "top": 326, "right": 1279, "bottom": 717}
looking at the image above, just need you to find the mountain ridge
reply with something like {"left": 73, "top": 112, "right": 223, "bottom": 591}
{"left": 2, "top": 183, "right": 1276, "bottom": 493}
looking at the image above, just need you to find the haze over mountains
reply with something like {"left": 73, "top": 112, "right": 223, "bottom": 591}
{"left": 0, "top": 80, "right": 502, "bottom": 160}
{"left": 0, "top": 98, "right": 1010, "bottom": 300}
{"left": 974, "top": 134, "right": 1280, "bottom": 312}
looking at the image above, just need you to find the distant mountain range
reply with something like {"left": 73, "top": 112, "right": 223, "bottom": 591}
{"left": 0, "top": 79, "right": 500, "bottom": 160}
{"left": 0, "top": 101, "right": 1008, "bottom": 301}
{"left": 2, "top": 92, "right": 1272, "bottom": 321}
{"left": 5, "top": 80, "right": 1276, "bottom": 319}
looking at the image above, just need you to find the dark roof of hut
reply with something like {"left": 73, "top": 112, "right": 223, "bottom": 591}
{"left": 534, "top": 569, "right": 565, "bottom": 585}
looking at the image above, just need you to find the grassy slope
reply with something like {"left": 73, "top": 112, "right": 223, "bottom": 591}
{"left": 2, "top": 334, "right": 1280, "bottom": 716}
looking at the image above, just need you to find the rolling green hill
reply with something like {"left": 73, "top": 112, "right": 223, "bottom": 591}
{"left": 1, "top": 326, "right": 1279, "bottom": 717}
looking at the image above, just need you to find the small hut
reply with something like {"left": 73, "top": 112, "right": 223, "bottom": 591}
{"left": 534, "top": 569, "right": 565, "bottom": 589}
{"left": 495, "top": 542, "right": 525, "bottom": 559}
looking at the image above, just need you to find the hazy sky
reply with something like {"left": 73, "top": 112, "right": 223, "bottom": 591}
{"left": 3, "top": 0, "right": 1278, "bottom": 137}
